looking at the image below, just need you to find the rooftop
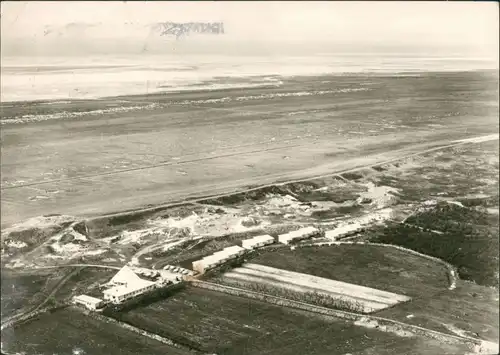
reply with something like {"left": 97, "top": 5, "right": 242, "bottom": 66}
{"left": 73, "top": 294, "right": 103, "bottom": 305}
{"left": 256, "top": 234, "right": 274, "bottom": 241}
{"left": 103, "top": 265, "right": 156, "bottom": 298}
{"left": 109, "top": 265, "right": 143, "bottom": 285}
{"left": 203, "top": 254, "right": 224, "bottom": 265}
{"left": 103, "top": 278, "right": 155, "bottom": 298}
{"left": 223, "top": 245, "right": 245, "bottom": 254}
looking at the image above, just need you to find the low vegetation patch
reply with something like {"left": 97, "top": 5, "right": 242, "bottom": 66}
{"left": 250, "top": 244, "right": 449, "bottom": 297}
{"left": 112, "top": 286, "right": 445, "bottom": 355}
{"left": 370, "top": 202, "right": 499, "bottom": 288}
{"left": 1, "top": 308, "right": 190, "bottom": 355}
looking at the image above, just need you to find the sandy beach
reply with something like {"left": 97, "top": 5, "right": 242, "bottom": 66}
{"left": 1, "top": 71, "right": 498, "bottom": 227}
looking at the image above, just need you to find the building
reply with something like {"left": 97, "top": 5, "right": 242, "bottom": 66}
{"left": 242, "top": 235, "right": 274, "bottom": 250}
{"left": 192, "top": 254, "right": 222, "bottom": 274}
{"left": 192, "top": 245, "right": 246, "bottom": 274}
{"left": 278, "top": 226, "right": 319, "bottom": 245}
{"left": 212, "top": 250, "right": 231, "bottom": 263}
{"left": 72, "top": 294, "right": 104, "bottom": 310}
{"left": 102, "top": 266, "right": 156, "bottom": 304}
{"left": 222, "top": 245, "right": 246, "bottom": 258}
{"left": 325, "top": 224, "right": 363, "bottom": 240}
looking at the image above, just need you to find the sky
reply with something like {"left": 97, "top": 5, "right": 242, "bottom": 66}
{"left": 1, "top": 1, "right": 498, "bottom": 56}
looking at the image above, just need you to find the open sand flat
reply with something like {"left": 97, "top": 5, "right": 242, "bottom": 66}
{"left": 1, "top": 71, "right": 498, "bottom": 227}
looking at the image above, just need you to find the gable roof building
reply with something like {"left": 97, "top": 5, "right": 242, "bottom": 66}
{"left": 103, "top": 265, "right": 156, "bottom": 304}
{"left": 242, "top": 234, "right": 274, "bottom": 249}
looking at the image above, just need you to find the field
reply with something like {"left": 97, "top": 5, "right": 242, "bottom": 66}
{"left": 52, "top": 266, "right": 118, "bottom": 301}
{"left": 362, "top": 139, "right": 499, "bottom": 288}
{"left": 1, "top": 71, "right": 498, "bottom": 227}
{"left": 378, "top": 279, "right": 499, "bottom": 344}
{"left": 217, "top": 263, "right": 410, "bottom": 313}
{"left": 111, "top": 286, "right": 469, "bottom": 355}
{"left": 1, "top": 308, "right": 193, "bottom": 355}
{"left": 368, "top": 139, "right": 499, "bottom": 204}
{"left": 1, "top": 268, "right": 68, "bottom": 320}
{"left": 249, "top": 244, "right": 450, "bottom": 297}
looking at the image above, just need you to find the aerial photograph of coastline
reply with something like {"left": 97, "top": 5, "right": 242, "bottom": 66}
{"left": 1, "top": 1, "right": 498, "bottom": 354}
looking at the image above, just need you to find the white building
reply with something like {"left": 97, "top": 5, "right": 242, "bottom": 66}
{"left": 192, "top": 245, "right": 246, "bottom": 274}
{"left": 325, "top": 224, "right": 364, "bottom": 240}
{"left": 72, "top": 294, "right": 104, "bottom": 310}
{"left": 278, "top": 226, "right": 319, "bottom": 245}
{"left": 212, "top": 250, "right": 231, "bottom": 262}
{"left": 242, "top": 235, "right": 274, "bottom": 250}
{"left": 192, "top": 254, "right": 222, "bottom": 274}
{"left": 222, "top": 245, "right": 246, "bottom": 258}
{"left": 102, "top": 266, "right": 156, "bottom": 304}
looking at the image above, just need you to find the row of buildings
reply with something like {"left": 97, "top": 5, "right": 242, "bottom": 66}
{"left": 73, "top": 225, "right": 340, "bottom": 310}
{"left": 242, "top": 234, "right": 274, "bottom": 250}
{"left": 278, "top": 226, "right": 319, "bottom": 245}
{"left": 192, "top": 228, "right": 325, "bottom": 274}
{"left": 324, "top": 223, "right": 364, "bottom": 240}
{"left": 192, "top": 234, "right": 277, "bottom": 274}
{"left": 192, "top": 245, "right": 246, "bottom": 274}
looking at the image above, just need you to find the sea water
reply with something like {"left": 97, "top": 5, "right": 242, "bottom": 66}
{"left": 1, "top": 53, "right": 497, "bottom": 102}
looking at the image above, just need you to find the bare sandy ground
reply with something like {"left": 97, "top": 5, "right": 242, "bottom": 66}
{"left": 1, "top": 72, "right": 498, "bottom": 227}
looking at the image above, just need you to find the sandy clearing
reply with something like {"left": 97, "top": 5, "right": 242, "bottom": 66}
{"left": 358, "top": 182, "right": 400, "bottom": 208}
{"left": 4, "top": 240, "right": 28, "bottom": 248}
{"left": 1, "top": 215, "right": 76, "bottom": 238}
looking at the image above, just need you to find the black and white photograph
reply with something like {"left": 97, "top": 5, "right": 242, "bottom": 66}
{"left": 0, "top": 1, "right": 499, "bottom": 354}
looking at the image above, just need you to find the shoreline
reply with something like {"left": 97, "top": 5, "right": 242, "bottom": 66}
{"left": 0, "top": 69, "right": 497, "bottom": 108}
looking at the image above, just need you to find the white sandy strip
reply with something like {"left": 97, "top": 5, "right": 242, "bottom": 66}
{"left": 244, "top": 264, "right": 409, "bottom": 303}
{"left": 4, "top": 240, "right": 27, "bottom": 248}
{"left": 224, "top": 263, "right": 410, "bottom": 311}
{"left": 222, "top": 271, "right": 387, "bottom": 312}
{"left": 452, "top": 134, "right": 499, "bottom": 144}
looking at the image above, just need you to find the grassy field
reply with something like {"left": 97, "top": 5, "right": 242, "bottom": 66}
{"left": 369, "top": 139, "right": 499, "bottom": 204}
{"left": 112, "top": 286, "right": 469, "bottom": 355}
{"left": 369, "top": 217, "right": 499, "bottom": 288}
{"left": 1, "top": 308, "right": 193, "bottom": 355}
{"left": 52, "top": 266, "right": 117, "bottom": 302}
{"left": 1, "top": 268, "right": 68, "bottom": 319}
{"left": 249, "top": 244, "right": 449, "bottom": 297}
{"left": 378, "top": 280, "right": 499, "bottom": 344}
